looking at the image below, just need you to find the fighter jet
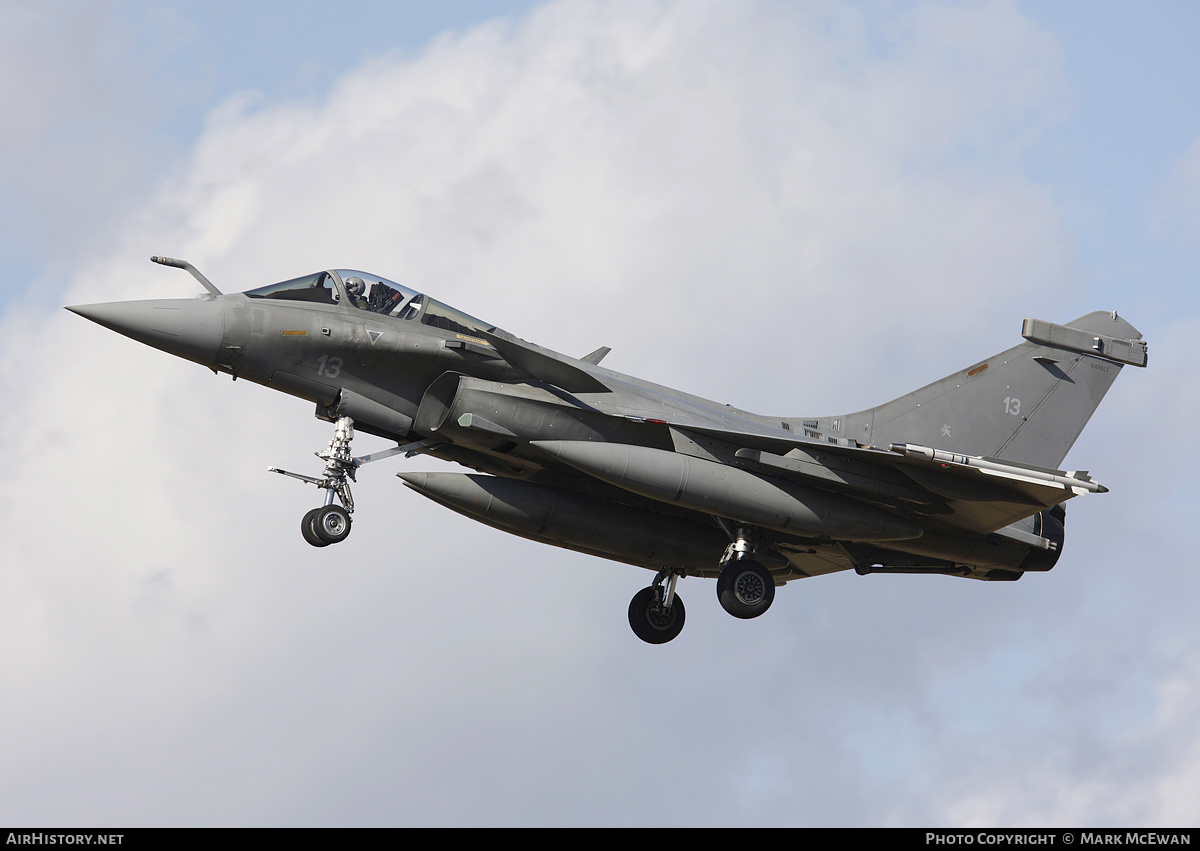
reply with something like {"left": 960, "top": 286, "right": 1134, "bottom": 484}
{"left": 68, "top": 258, "right": 1148, "bottom": 643}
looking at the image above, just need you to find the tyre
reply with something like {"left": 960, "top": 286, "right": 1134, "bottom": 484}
{"left": 628, "top": 586, "right": 686, "bottom": 644}
{"left": 716, "top": 558, "right": 774, "bottom": 619}
{"left": 302, "top": 508, "right": 331, "bottom": 547}
{"left": 313, "top": 504, "right": 352, "bottom": 544}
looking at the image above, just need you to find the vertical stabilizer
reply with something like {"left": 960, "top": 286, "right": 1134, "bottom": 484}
{"left": 832, "top": 312, "right": 1146, "bottom": 470}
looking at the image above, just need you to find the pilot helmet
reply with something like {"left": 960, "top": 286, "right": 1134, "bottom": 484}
{"left": 346, "top": 276, "right": 366, "bottom": 296}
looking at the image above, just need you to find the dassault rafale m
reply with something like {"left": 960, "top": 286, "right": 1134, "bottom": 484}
{"left": 68, "top": 258, "right": 1148, "bottom": 643}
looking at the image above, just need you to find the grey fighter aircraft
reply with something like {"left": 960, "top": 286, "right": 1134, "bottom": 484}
{"left": 68, "top": 258, "right": 1148, "bottom": 643}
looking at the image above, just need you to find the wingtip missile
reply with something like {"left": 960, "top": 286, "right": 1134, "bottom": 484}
{"left": 889, "top": 443, "right": 1107, "bottom": 494}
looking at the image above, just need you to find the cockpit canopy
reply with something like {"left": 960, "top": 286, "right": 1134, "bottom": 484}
{"left": 243, "top": 269, "right": 496, "bottom": 337}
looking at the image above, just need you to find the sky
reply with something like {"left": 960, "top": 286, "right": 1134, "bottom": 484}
{"left": 1, "top": 0, "right": 1199, "bottom": 827}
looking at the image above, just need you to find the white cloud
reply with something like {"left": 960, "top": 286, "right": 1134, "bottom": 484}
{"left": 0, "top": 0, "right": 1192, "bottom": 826}
{"left": 0, "top": 1, "right": 194, "bottom": 290}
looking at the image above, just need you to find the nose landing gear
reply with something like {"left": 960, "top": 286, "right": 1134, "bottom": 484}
{"left": 270, "top": 416, "right": 359, "bottom": 546}
{"left": 271, "top": 415, "right": 439, "bottom": 547}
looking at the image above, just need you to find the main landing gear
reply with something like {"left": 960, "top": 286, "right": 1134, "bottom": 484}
{"left": 628, "top": 570, "right": 685, "bottom": 645}
{"left": 627, "top": 523, "right": 776, "bottom": 644}
{"left": 270, "top": 415, "right": 434, "bottom": 547}
{"left": 716, "top": 523, "right": 775, "bottom": 620}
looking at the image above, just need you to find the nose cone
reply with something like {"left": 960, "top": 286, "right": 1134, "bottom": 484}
{"left": 66, "top": 296, "right": 225, "bottom": 369}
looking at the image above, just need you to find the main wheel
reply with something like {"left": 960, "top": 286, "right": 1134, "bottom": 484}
{"left": 716, "top": 558, "right": 775, "bottom": 619}
{"left": 313, "top": 504, "right": 352, "bottom": 544}
{"left": 628, "top": 586, "right": 685, "bottom": 644}
{"left": 302, "top": 508, "right": 331, "bottom": 548}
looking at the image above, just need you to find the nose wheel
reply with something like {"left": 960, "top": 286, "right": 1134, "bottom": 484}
{"left": 301, "top": 509, "right": 330, "bottom": 547}
{"left": 302, "top": 505, "right": 352, "bottom": 546}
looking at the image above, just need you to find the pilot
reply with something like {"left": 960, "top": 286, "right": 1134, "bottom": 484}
{"left": 345, "top": 276, "right": 369, "bottom": 310}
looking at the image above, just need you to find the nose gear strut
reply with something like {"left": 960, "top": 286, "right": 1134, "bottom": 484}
{"left": 269, "top": 415, "right": 439, "bottom": 546}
